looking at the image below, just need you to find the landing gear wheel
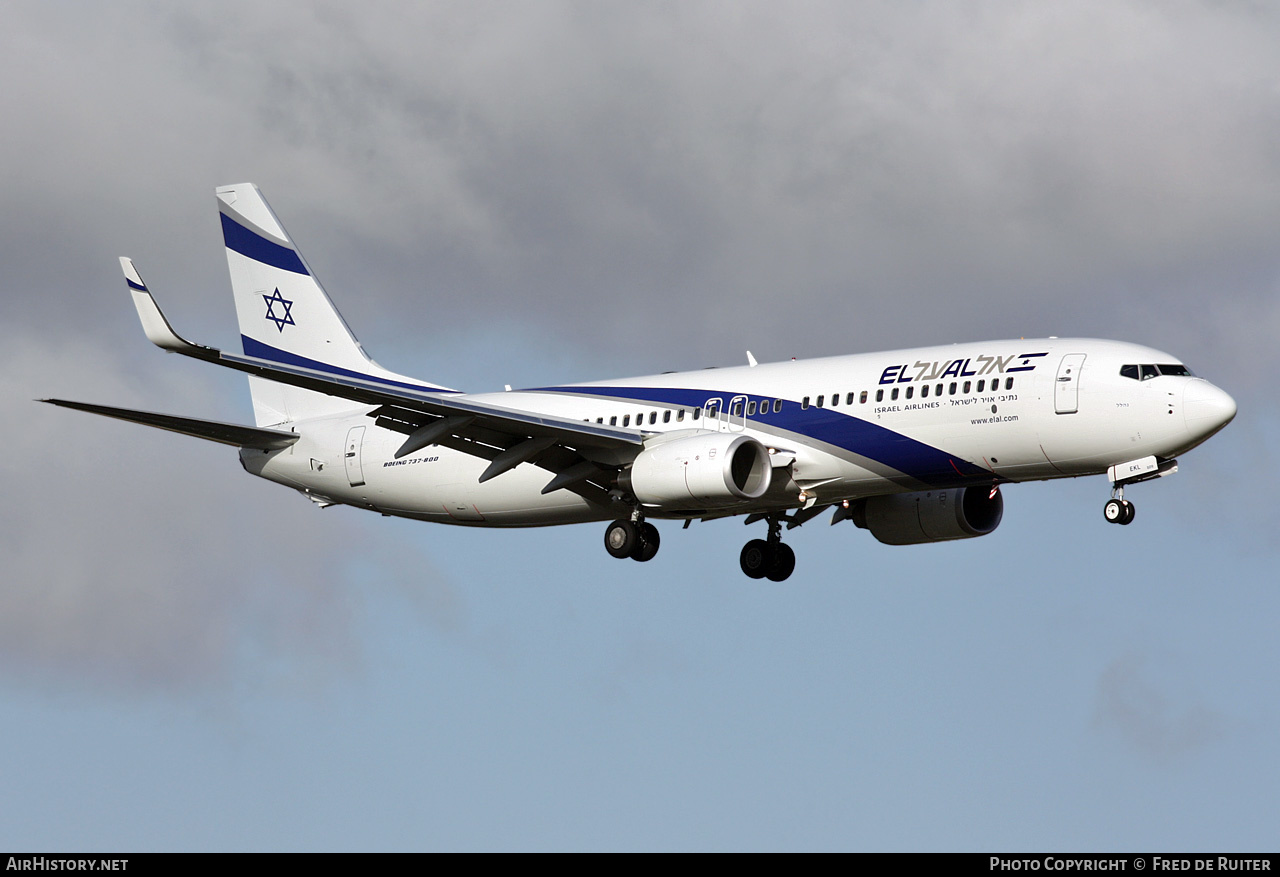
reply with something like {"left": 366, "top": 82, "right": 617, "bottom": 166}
{"left": 740, "top": 539, "right": 771, "bottom": 579}
{"left": 605, "top": 519, "right": 640, "bottom": 558}
{"left": 631, "top": 522, "right": 661, "bottom": 561}
{"left": 1104, "top": 499, "right": 1125, "bottom": 524}
{"left": 765, "top": 543, "right": 796, "bottom": 582}
{"left": 1119, "top": 500, "right": 1135, "bottom": 525}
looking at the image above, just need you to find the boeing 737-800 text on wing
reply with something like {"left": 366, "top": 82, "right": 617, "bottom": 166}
{"left": 44, "top": 184, "right": 1237, "bottom": 581}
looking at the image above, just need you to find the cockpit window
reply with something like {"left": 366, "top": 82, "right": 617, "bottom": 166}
{"left": 1121, "top": 362, "right": 1194, "bottom": 380}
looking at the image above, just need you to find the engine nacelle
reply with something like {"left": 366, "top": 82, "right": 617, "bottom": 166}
{"left": 622, "top": 433, "right": 773, "bottom": 508}
{"left": 852, "top": 486, "right": 1003, "bottom": 545}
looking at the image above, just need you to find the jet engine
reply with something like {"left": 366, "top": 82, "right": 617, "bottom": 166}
{"left": 622, "top": 433, "right": 773, "bottom": 508}
{"left": 851, "top": 486, "right": 1003, "bottom": 545}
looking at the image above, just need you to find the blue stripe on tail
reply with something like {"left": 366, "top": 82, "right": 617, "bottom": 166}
{"left": 220, "top": 212, "right": 309, "bottom": 276}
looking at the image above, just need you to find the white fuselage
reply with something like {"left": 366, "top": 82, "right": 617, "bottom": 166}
{"left": 240, "top": 337, "right": 1234, "bottom": 527}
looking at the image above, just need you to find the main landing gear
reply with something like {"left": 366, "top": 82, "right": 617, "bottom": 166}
{"left": 604, "top": 516, "right": 661, "bottom": 562}
{"left": 603, "top": 512, "right": 796, "bottom": 580}
{"left": 739, "top": 516, "right": 796, "bottom": 582}
{"left": 1103, "top": 487, "right": 1136, "bottom": 526}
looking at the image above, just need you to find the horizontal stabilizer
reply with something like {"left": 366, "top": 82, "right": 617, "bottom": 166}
{"left": 41, "top": 399, "right": 299, "bottom": 450}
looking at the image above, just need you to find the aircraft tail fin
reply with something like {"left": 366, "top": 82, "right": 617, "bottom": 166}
{"left": 215, "top": 183, "right": 454, "bottom": 425}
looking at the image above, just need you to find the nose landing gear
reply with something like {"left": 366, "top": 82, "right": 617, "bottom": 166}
{"left": 739, "top": 516, "right": 796, "bottom": 581}
{"left": 1103, "top": 456, "right": 1180, "bottom": 526}
{"left": 1103, "top": 488, "right": 1135, "bottom": 526}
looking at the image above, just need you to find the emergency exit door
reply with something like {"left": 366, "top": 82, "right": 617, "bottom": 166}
{"left": 1055, "top": 354, "right": 1086, "bottom": 414}
{"left": 344, "top": 426, "right": 367, "bottom": 487}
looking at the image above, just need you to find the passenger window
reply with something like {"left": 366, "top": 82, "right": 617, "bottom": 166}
{"left": 649, "top": 411, "right": 657, "bottom": 425}
{"left": 846, "top": 392, "right": 855, "bottom": 405}
{"left": 610, "top": 416, "right": 617, "bottom": 426}
{"left": 801, "top": 396, "right": 810, "bottom": 410}
{"left": 691, "top": 408, "right": 700, "bottom": 421}
{"left": 949, "top": 382, "right": 957, "bottom": 395}
{"left": 921, "top": 384, "right": 929, "bottom": 398}
{"left": 906, "top": 386, "right": 914, "bottom": 399}
{"left": 890, "top": 387, "right": 899, "bottom": 401}
{"left": 732, "top": 401, "right": 743, "bottom": 417}
{"left": 860, "top": 391, "right": 868, "bottom": 404}
{"left": 977, "top": 379, "right": 985, "bottom": 393}
{"left": 707, "top": 402, "right": 719, "bottom": 418}
{"left": 875, "top": 389, "right": 884, "bottom": 402}
{"left": 816, "top": 395, "right": 824, "bottom": 408}
{"left": 963, "top": 381, "right": 971, "bottom": 394}
{"left": 622, "top": 415, "right": 630, "bottom": 427}
{"left": 596, "top": 417, "right": 603, "bottom": 424}
{"left": 1120, "top": 364, "right": 1139, "bottom": 380}
{"left": 677, "top": 409, "right": 685, "bottom": 422}
{"left": 747, "top": 401, "right": 756, "bottom": 416}
{"left": 830, "top": 393, "right": 839, "bottom": 408}
{"left": 1005, "top": 377, "right": 1014, "bottom": 390}
{"left": 936, "top": 383, "right": 944, "bottom": 396}
{"left": 773, "top": 399, "right": 782, "bottom": 413}
{"left": 663, "top": 410, "right": 671, "bottom": 423}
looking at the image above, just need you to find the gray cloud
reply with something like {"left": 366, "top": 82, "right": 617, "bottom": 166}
{"left": 1, "top": 326, "right": 459, "bottom": 690}
{"left": 5, "top": 2, "right": 1278, "bottom": 380}
{"left": 1094, "top": 653, "right": 1226, "bottom": 759}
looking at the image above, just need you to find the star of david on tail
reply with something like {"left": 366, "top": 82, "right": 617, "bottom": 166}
{"left": 262, "top": 288, "right": 295, "bottom": 332}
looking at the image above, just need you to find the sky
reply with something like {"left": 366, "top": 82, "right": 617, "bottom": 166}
{"left": 2, "top": 0, "right": 1278, "bottom": 852}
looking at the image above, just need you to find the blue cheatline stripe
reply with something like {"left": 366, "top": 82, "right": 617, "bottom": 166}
{"left": 240, "top": 336, "right": 460, "bottom": 394}
{"left": 527, "top": 384, "right": 989, "bottom": 485}
{"left": 125, "top": 278, "right": 147, "bottom": 291}
{"left": 220, "top": 212, "right": 309, "bottom": 276}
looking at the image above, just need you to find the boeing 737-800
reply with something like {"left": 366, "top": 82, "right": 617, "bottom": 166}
{"left": 44, "top": 184, "right": 1237, "bottom": 581}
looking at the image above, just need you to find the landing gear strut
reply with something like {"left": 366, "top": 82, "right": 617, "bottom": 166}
{"left": 1103, "top": 486, "right": 1136, "bottom": 526}
{"left": 740, "top": 516, "right": 796, "bottom": 582}
{"left": 604, "top": 516, "right": 661, "bottom": 562}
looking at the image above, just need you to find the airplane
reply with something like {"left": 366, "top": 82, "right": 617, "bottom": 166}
{"left": 43, "top": 184, "right": 1238, "bottom": 581}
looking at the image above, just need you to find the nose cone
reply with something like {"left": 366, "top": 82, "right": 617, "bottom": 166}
{"left": 1183, "top": 379, "right": 1237, "bottom": 438}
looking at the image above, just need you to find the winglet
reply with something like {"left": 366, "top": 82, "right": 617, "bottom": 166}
{"left": 121, "top": 257, "right": 218, "bottom": 359}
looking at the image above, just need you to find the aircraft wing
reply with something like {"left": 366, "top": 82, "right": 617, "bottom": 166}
{"left": 124, "top": 259, "right": 643, "bottom": 482}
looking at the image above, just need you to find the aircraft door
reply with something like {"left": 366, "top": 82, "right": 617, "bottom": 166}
{"left": 344, "top": 425, "right": 367, "bottom": 487}
{"left": 704, "top": 398, "right": 726, "bottom": 431}
{"left": 1055, "top": 354, "right": 1086, "bottom": 414}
